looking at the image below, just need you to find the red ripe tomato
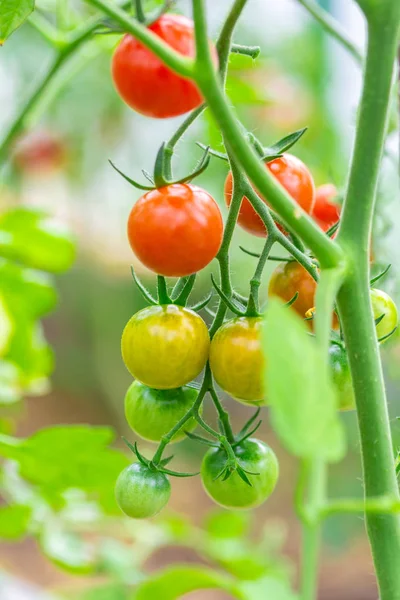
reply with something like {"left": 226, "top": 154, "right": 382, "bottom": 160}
{"left": 312, "top": 184, "right": 340, "bottom": 232}
{"left": 224, "top": 153, "right": 315, "bottom": 237}
{"left": 112, "top": 14, "right": 217, "bottom": 118}
{"left": 13, "top": 131, "right": 65, "bottom": 174}
{"left": 127, "top": 183, "right": 223, "bottom": 277}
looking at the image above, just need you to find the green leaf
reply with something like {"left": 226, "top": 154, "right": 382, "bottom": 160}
{"left": 0, "top": 361, "right": 22, "bottom": 405}
{"left": 238, "top": 577, "right": 298, "bottom": 600}
{"left": 40, "top": 526, "right": 96, "bottom": 574}
{"left": 0, "top": 504, "right": 31, "bottom": 539}
{"left": 0, "top": 292, "right": 13, "bottom": 355}
{"left": 263, "top": 300, "right": 346, "bottom": 462}
{"left": 226, "top": 74, "right": 268, "bottom": 106}
{"left": 0, "top": 425, "right": 129, "bottom": 513}
{"left": 132, "top": 566, "right": 239, "bottom": 600}
{"left": 0, "top": 208, "right": 75, "bottom": 273}
{"left": 204, "top": 509, "right": 251, "bottom": 539}
{"left": 0, "top": 0, "right": 34, "bottom": 43}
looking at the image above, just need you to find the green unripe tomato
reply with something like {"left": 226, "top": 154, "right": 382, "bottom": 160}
{"left": 115, "top": 463, "right": 170, "bottom": 519}
{"left": 201, "top": 438, "right": 279, "bottom": 509}
{"left": 329, "top": 343, "right": 355, "bottom": 411}
{"left": 121, "top": 304, "right": 210, "bottom": 389}
{"left": 124, "top": 381, "right": 199, "bottom": 443}
{"left": 209, "top": 317, "right": 266, "bottom": 405}
{"left": 370, "top": 288, "right": 398, "bottom": 343}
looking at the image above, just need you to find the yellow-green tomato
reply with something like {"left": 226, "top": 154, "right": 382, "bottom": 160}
{"left": 329, "top": 343, "right": 355, "bottom": 411}
{"left": 201, "top": 438, "right": 279, "bottom": 509}
{"left": 121, "top": 305, "right": 210, "bottom": 389}
{"left": 115, "top": 463, "right": 170, "bottom": 519}
{"left": 209, "top": 317, "right": 266, "bottom": 405}
{"left": 125, "top": 381, "right": 199, "bottom": 443}
{"left": 370, "top": 288, "right": 398, "bottom": 343}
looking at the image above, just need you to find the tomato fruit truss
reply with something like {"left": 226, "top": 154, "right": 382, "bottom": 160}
{"left": 224, "top": 153, "right": 315, "bottom": 237}
{"left": 201, "top": 438, "right": 279, "bottom": 509}
{"left": 125, "top": 381, "right": 199, "bottom": 443}
{"left": 115, "top": 463, "right": 171, "bottom": 518}
{"left": 209, "top": 317, "right": 266, "bottom": 405}
{"left": 127, "top": 184, "right": 223, "bottom": 277}
{"left": 121, "top": 304, "right": 210, "bottom": 389}
{"left": 112, "top": 14, "right": 218, "bottom": 118}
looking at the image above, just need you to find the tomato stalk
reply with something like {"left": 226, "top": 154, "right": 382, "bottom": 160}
{"left": 335, "top": 3, "right": 400, "bottom": 598}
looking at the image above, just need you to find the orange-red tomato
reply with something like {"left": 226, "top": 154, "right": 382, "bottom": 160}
{"left": 13, "top": 131, "right": 65, "bottom": 174}
{"left": 268, "top": 261, "right": 339, "bottom": 329}
{"left": 112, "top": 14, "right": 217, "bottom": 118}
{"left": 127, "top": 183, "right": 223, "bottom": 277}
{"left": 224, "top": 153, "right": 315, "bottom": 237}
{"left": 312, "top": 184, "right": 340, "bottom": 232}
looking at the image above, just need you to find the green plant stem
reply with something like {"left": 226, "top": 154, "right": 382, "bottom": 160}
{"left": 296, "top": 0, "right": 362, "bottom": 63}
{"left": 209, "top": 386, "right": 235, "bottom": 444}
{"left": 247, "top": 235, "right": 276, "bottom": 315}
{"left": 336, "top": 6, "right": 400, "bottom": 600}
{"left": 322, "top": 496, "right": 400, "bottom": 518}
{"left": 299, "top": 459, "right": 326, "bottom": 600}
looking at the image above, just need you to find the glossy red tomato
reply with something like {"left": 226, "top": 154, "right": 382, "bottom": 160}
{"left": 112, "top": 14, "right": 217, "bottom": 118}
{"left": 224, "top": 153, "right": 315, "bottom": 237}
{"left": 312, "top": 184, "right": 340, "bottom": 232}
{"left": 128, "top": 183, "right": 223, "bottom": 277}
{"left": 268, "top": 261, "right": 338, "bottom": 329}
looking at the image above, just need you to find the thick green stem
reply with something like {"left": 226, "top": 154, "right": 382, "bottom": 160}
{"left": 336, "top": 6, "right": 400, "bottom": 600}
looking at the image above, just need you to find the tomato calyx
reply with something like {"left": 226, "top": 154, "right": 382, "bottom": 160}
{"left": 110, "top": 142, "right": 211, "bottom": 191}
{"left": 123, "top": 436, "right": 199, "bottom": 478}
{"left": 130, "top": 268, "right": 213, "bottom": 313}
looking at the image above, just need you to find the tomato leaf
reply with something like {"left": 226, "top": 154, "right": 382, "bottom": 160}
{"left": 0, "top": 0, "right": 35, "bottom": 43}
{"left": 132, "top": 565, "right": 239, "bottom": 600}
{"left": 39, "top": 526, "right": 96, "bottom": 574}
{"left": 263, "top": 300, "right": 346, "bottom": 462}
{"left": 0, "top": 208, "right": 75, "bottom": 273}
{"left": 0, "top": 504, "right": 31, "bottom": 539}
{"left": 238, "top": 576, "right": 298, "bottom": 600}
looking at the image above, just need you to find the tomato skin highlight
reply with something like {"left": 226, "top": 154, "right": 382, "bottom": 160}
{"left": 312, "top": 184, "right": 340, "bottom": 232}
{"left": 112, "top": 15, "right": 217, "bottom": 118}
{"left": 370, "top": 288, "right": 398, "bottom": 342}
{"left": 115, "top": 463, "right": 170, "bottom": 518}
{"left": 201, "top": 438, "right": 279, "bottom": 509}
{"left": 224, "top": 154, "right": 315, "bottom": 237}
{"left": 121, "top": 305, "right": 210, "bottom": 389}
{"left": 125, "top": 381, "right": 199, "bottom": 443}
{"left": 329, "top": 344, "right": 355, "bottom": 411}
{"left": 209, "top": 317, "right": 266, "bottom": 405}
{"left": 127, "top": 184, "right": 223, "bottom": 277}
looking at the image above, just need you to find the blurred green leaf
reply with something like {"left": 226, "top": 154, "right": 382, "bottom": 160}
{"left": 132, "top": 565, "right": 238, "bottom": 600}
{"left": 226, "top": 74, "right": 268, "bottom": 106}
{"left": 204, "top": 509, "right": 251, "bottom": 539}
{"left": 0, "top": 0, "right": 34, "bottom": 43}
{"left": 0, "top": 292, "right": 13, "bottom": 354}
{"left": 0, "top": 259, "right": 57, "bottom": 319}
{"left": 263, "top": 300, "right": 346, "bottom": 462}
{"left": 0, "top": 503, "right": 31, "bottom": 539}
{"left": 0, "top": 208, "right": 75, "bottom": 273}
{"left": 238, "top": 576, "right": 298, "bottom": 600}
{"left": 0, "top": 361, "right": 22, "bottom": 405}
{"left": 0, "top": 425, "right": 129, "bottom": 513}
{"left": 40, "top": 526, "right": 96, "bottom": 574}
{"left": 71, "top": 583, "right": 129, "bottom": 600}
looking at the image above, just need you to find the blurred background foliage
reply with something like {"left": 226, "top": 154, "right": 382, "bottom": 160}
{"left": 0, "top": 0, "right": 399, "bottom": 599}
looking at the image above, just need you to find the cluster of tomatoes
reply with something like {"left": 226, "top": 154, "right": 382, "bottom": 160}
{"left": 109, "top": 12, "right": 398, "bottom": 519}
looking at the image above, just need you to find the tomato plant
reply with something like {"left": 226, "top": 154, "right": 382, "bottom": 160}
{"left": 224, "top": 154, "right": 315, "bottom": 237}
{"left": 201, "top": 438, "right": 279, "bottom": 509}
{"left": 127, "top": 184, "right": 223, "bottom": 277}
{"left": 1, "top": 0, "right": 400, "bottom": 599}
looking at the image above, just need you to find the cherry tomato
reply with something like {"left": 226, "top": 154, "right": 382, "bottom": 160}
{"left": 370, "top": 288, "right": 398, "bottom": 343}
{"left": 112, "top": 14, "right": 217, "bottom": 118}
{"left": 209, "top": 317, "right": 266, "bottom": 405}
{"left": 125, "top": 381, "right": 199, "bottom": 443}
{"left": 312, "top": 184, "right": 340, "bottom": 232}
{"left": 121, "top": 304, "right": 210, "bottom": 389}
{"left": 201, "top": 438, "right": 279, "bottom": 509}
{"left": 224, "top": 154, "right": 315, "bottom": 237}
{"left": 115, "top": 463, "right": 170, "bottom": 518}
{"left": 13, "top": 131, "right": 66, "bottom": 174}
{"left": 128, "top": 184, "right": 223, "bottom": 277}
{"left": 268, "top": 261, "right": 338, "bottom": 329}
{"left": 329, "top": 343, "right": 355, "bottom": 411}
